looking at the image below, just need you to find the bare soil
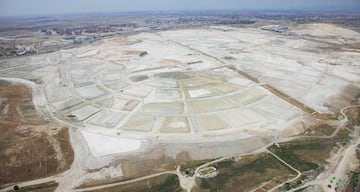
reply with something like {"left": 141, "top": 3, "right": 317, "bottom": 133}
{"left": 0, "top": 80, "right": 74, "bottom": 187}
{"left": 88, "top": 174, "right": 184, "bottom": 192}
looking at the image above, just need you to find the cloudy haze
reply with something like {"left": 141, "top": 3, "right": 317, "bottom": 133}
{"left": 0, "top": 0, "right": 359, "bottom": 16}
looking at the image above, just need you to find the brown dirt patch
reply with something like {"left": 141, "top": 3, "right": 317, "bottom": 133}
{"left": 122, "top": 50, "right": 147, "bottom": 56}
{"left": 87, "top": 174, "right": 183, "bottom": 192}
{"left": 159, "top": 59, "right": 185, "bottom": 67}
{"left": 0, "top": 81, "right": 74, "bottom": 187}
{"left": 79, "top": 150, "right": 191, "bottom": 189}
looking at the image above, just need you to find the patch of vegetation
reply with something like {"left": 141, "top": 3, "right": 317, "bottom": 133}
{"left": 347, "top": 42, "right": 360, "bottom": 49}
{"left": 89, "top": 174, "right": 184, "bottom": 192}
{"left": 119, "top": 155, "right": 177, "bottom": 181}
{"left": 180, "top": 159, "right": 213, "bottom": 173}
{"left": 303, "top": 124, "right": 335, "bottom": 136}
{"left": 0, "top": 128, "right": 58, "bottom": 185}
{"left": 282, "top": 175, "right": 308, "bottom": 191}
{"left": 345, "top": 106, "right": 360, "bottom": 126}
{"left": 197, "top": 153, "right": 295, "bottom": 192}
{"left": 130, "top": 75, "right": 149, "bottom": 82}
{"left": 345, "top": 171, "right": 360, "bottom": 192}
{"left": 0, "top": 83, "right": 74, "bottom": 186}
{"left": 269, "top": 129, "right": 351, "bottom": 173}
{"left": 269, "top": 142, "right": 324, "bottom": 171}
{"left": 133, "top": 175, "right": 184, "bottom": 192}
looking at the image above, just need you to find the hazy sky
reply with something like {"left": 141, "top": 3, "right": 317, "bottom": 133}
{"left": 0, "top": 0, "right": 359, "bottom": 16}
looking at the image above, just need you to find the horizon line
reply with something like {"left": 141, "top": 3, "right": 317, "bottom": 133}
{"left": 0, "top": 8, "right": 359, "bottom": 18}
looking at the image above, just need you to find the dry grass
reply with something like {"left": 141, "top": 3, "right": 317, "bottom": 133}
{"left": 0, "top": 81, "right": 74, "bottom": 187}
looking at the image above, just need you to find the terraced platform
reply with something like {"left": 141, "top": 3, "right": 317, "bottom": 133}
{"left": 1, "top": 24, "right": 359, "bottom": 157}
{"left": 48, "top": 67, "right": 301, "bottom": 137}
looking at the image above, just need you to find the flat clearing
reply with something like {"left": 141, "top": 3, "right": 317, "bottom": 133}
{"left": 159, "top": 116, "right": 190, "bottom": 133}
{"left": 87, "top": 109, "right": 125, "bottom": 128}
{"left": 81, "top": 130, "right": 141, "bottom": 156}
{"left": 193, "top": 114, "right": 229, "bottom": 131}
{"left": 69, "top": 105, "right": 100, "bottom": 121}
{"left": 122, "top": 114, "right": 155, "bottom": 132}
